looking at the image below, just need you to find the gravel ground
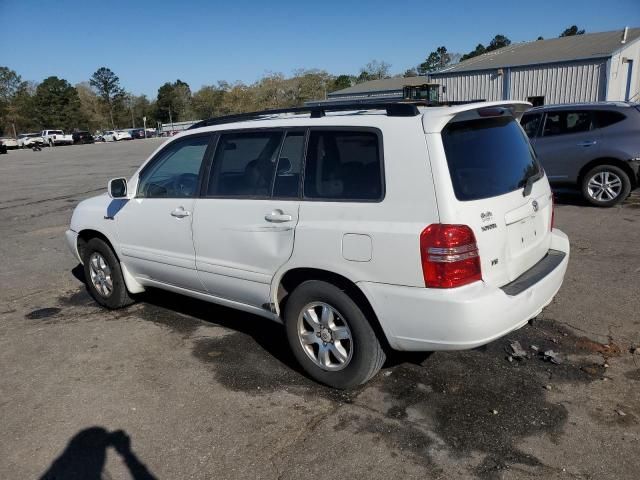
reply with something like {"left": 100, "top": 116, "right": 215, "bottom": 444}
{"left": 0, "top": 140, "right": 639, "bottom": 479}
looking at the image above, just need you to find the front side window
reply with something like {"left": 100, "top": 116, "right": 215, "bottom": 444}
{"left": 207, "top": 131, "right": 283, "bottom": 197}
{"left": 304, "top": 130, "right": 382, "bottom": 201}
{"left": 520, "top": 113, "right": 542, "bottom": 138}
{"left": 542, "top": 111, "right": 592, "bottom": 137}
{"left": 137, "top": 135, "right": 210, "bottom": 198}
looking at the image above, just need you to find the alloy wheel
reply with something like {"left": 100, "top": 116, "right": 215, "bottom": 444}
{"left": 88, "top": 252, "right": 113, "bottom": 297}
{"left": 297, "top": 302, "right": 353, "bottom": 371}
{"left": 587, "top": 171, "right": 623, "bottom": 202}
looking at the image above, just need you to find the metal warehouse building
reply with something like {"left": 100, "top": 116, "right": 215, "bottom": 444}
{"left": 320, "top": 28, "right": 640, "bottom": 106}
{"left": 430, "top": 27, "right": 639, "bottom": 105}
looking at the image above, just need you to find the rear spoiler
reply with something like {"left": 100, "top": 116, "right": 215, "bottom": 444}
{"left": 422, "top": 101, "right": 532, "bottom": 133}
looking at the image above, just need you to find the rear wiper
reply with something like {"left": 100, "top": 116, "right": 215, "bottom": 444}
{"left": 520, "top": 171, "right": 540, "bottom": 197}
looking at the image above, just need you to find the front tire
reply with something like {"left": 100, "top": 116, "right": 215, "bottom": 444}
{"left": 284, "top": 280, "right": 385, "bottom": 389}
{"left": 582, "top": 165, "right": 631, "bottom": 207}
{"left": 82, "top": 237, "right": 134, "bottom": 309}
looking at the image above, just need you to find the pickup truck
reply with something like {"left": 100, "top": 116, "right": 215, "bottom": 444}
{"left": 41, "top": 130, "right": 73, "bottom": 146}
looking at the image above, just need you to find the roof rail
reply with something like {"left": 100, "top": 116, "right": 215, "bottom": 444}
{"left": 188, "top": 101, "right": 431, "bottom": 130}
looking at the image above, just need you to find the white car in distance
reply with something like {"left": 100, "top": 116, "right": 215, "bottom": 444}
{"left": 17, "top": 133, "right": 44, "bottom": 148}
{"left": 41, "top": 130, "right": 73, "bottom": 146}
{"left": 102, "top": 130, "right": 132, "bottom": 142}
{"left": 66, "top": 101, "right": 570, "bottom": 389}
{"left": 0, "top": 137, "right": 19, "bottom": 149}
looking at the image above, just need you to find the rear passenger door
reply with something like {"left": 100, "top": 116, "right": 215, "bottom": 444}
{"left": 192, "top": 129, "right": 304, "bottom": 308}
{"left": 534, "top": 110, "right": 600, "bottom": 182}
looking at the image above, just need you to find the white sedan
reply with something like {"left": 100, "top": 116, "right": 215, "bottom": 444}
{"left": 102, "top": 130, "right": 132, "bottom": 142}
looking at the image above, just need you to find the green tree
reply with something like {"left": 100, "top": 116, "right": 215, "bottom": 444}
{"left": 76, "top": 82, "right": 109, "bottom": 132}
{"left": 0, "top": 66, "right": 25, "bottom": 135}
{"left": 156, "top": 80, "right": 192, "bottom": 123}
{"left": 329, "top": 75, "right": 353, "bottom": 92}
{"left": 559, "top": 25, "right": 585, "bottom": 37}
{"left": 486, "top": 34, "right": 511, "bottom": 52}
{"left": 4, "top": 81, "right": 38, "bottom": 134}
{"left": 460, "top": 43, "right": 486, "bottom": 61}
{"left": 418, "top": 46, "right": 451, "bottom": 75}
{"left": 403, "top": 68, "right": 419, "bottom": 78}
{"left": 33, "top": 76, "right": 84, "bottom": 130}
{"left": 90, "top": 67, "right": 125, "bottom": 129}
{"left": 192, "top": 85, "right": 226, "bottom": 119}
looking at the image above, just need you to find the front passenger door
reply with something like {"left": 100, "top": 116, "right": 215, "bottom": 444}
{"left": 115, "top": 133, "right": 213, "bottom": 291}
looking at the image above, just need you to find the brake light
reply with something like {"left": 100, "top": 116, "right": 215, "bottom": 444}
{"left": 420, "top": 224, "right": 482, "bottom": 288}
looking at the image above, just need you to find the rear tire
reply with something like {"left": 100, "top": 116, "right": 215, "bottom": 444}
{"left": 284, "top": 280, "right": 385, "bottom": 389}
{"left": 581, "top": 165, "right": 631, "bottom": 207}
{"left": 82, "top": 237, "right": 134, "bottom": 309}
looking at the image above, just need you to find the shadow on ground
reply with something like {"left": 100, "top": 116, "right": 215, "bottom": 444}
{"left": 49, "top": 281, "right": 628, "bottom": 479}
{"left": 39, "top": 427, "right": 156, "bottom": 480}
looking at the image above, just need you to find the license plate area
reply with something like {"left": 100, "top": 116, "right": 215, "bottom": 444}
{"left": 508, "top": 215, "right": 540, "bottom": 255}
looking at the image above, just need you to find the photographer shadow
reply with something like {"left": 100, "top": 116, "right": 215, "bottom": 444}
{"left": 40, "top": 427, "right": 157, "bottom": 480}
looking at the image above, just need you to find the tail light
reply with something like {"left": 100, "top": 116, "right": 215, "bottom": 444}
{"left": 420, "top": 224, "right": 482, "bottom": 288}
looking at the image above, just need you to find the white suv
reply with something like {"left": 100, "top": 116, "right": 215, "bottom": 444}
{"left": 66, "top": 101, "right": 570, "bottom": 389}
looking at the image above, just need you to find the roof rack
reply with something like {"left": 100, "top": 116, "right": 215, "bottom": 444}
{"left": 188, "top": 101, "right": 431, "bottom": 130}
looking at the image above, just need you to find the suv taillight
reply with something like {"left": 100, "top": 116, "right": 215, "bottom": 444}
{"left": 420, "top": 224, "right": 482, "bottom": 288}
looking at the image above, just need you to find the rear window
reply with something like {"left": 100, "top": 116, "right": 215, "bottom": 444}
{"left": 442, "top": 117, "right": 542, "bottom": 201}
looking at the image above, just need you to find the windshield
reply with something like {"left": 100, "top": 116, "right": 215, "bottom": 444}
{"left": 441, "top": 116, "right": 542, "bottom": 201}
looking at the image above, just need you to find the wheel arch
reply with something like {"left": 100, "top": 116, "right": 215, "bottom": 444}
{"left": 76, "top": 229, "right": 144, "bottom": 294}
{"left": 77, "top": 229, "right": 119, "bottom": 263}
{"left": 578, "top": 157, "right": 637, "bottom": 189}
{"left": 275, "top": 267, "right": 392, "bottom": 352}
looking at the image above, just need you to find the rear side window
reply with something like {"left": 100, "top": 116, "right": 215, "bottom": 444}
{"left": 542, "top": 111, "right": 592, "bottom": 136}
{"left": 442, "top": 117, "right": 541, "bottom": 201}
{"left": 304, "top": 130, "right": 382, "bottom": 201}
{"left": 593, "top": 110, "right": 626, "bottom": 129}
{"left": 208, "top": 131, "right": 283, "bottom": 197}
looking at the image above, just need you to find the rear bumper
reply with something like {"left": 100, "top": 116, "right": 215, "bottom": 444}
{"left": 359, "top": 229, "right": 570, "bottom": 351}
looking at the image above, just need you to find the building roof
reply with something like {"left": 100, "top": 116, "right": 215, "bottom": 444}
{"left": 431, "top": 28, "right": 640, "bottom": 75}
{"left": 328, "top": 76, "right": 433, "bottom": 96}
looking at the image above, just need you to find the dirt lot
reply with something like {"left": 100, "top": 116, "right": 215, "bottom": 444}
{"left": 1, "top": 140, "right": 639, "bottom": 479}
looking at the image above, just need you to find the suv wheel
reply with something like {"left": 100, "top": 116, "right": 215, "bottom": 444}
{"left": 284, "top": 280, "right": 385, "bottom": 389}
{"left": 82, "top": 237, "right": 134, "bottom": 309}
{"left": 582, "top": 165, "right": 631, "bottom": 207}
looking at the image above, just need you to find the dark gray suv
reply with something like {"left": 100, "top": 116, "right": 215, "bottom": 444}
{"left": 521, "top": 102, "right": 640, "bottom": 207}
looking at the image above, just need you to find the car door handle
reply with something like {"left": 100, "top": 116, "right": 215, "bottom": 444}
{"left": 170, "top": 207, "right": 191, "bottom": 218}
{"left": 577, "top": 140, "right": 597, "bottom": 147}
{"left": 265, "top": 210, "right": 292, "bottom": 223}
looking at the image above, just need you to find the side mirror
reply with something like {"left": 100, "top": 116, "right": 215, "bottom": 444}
{"left": 108, "top": 178, "right": 128, "bottom": 198}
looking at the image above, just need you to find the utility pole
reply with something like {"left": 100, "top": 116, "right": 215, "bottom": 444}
{"left": 169, "top": 105, "right": 174, "bottom": 133}
{"left": 11, "top": 122, "right": 17, "bottom": 138}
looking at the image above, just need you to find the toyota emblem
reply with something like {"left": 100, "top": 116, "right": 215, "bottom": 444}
{"left": 532, "top": 200, "right": 539, "bottom": 212}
